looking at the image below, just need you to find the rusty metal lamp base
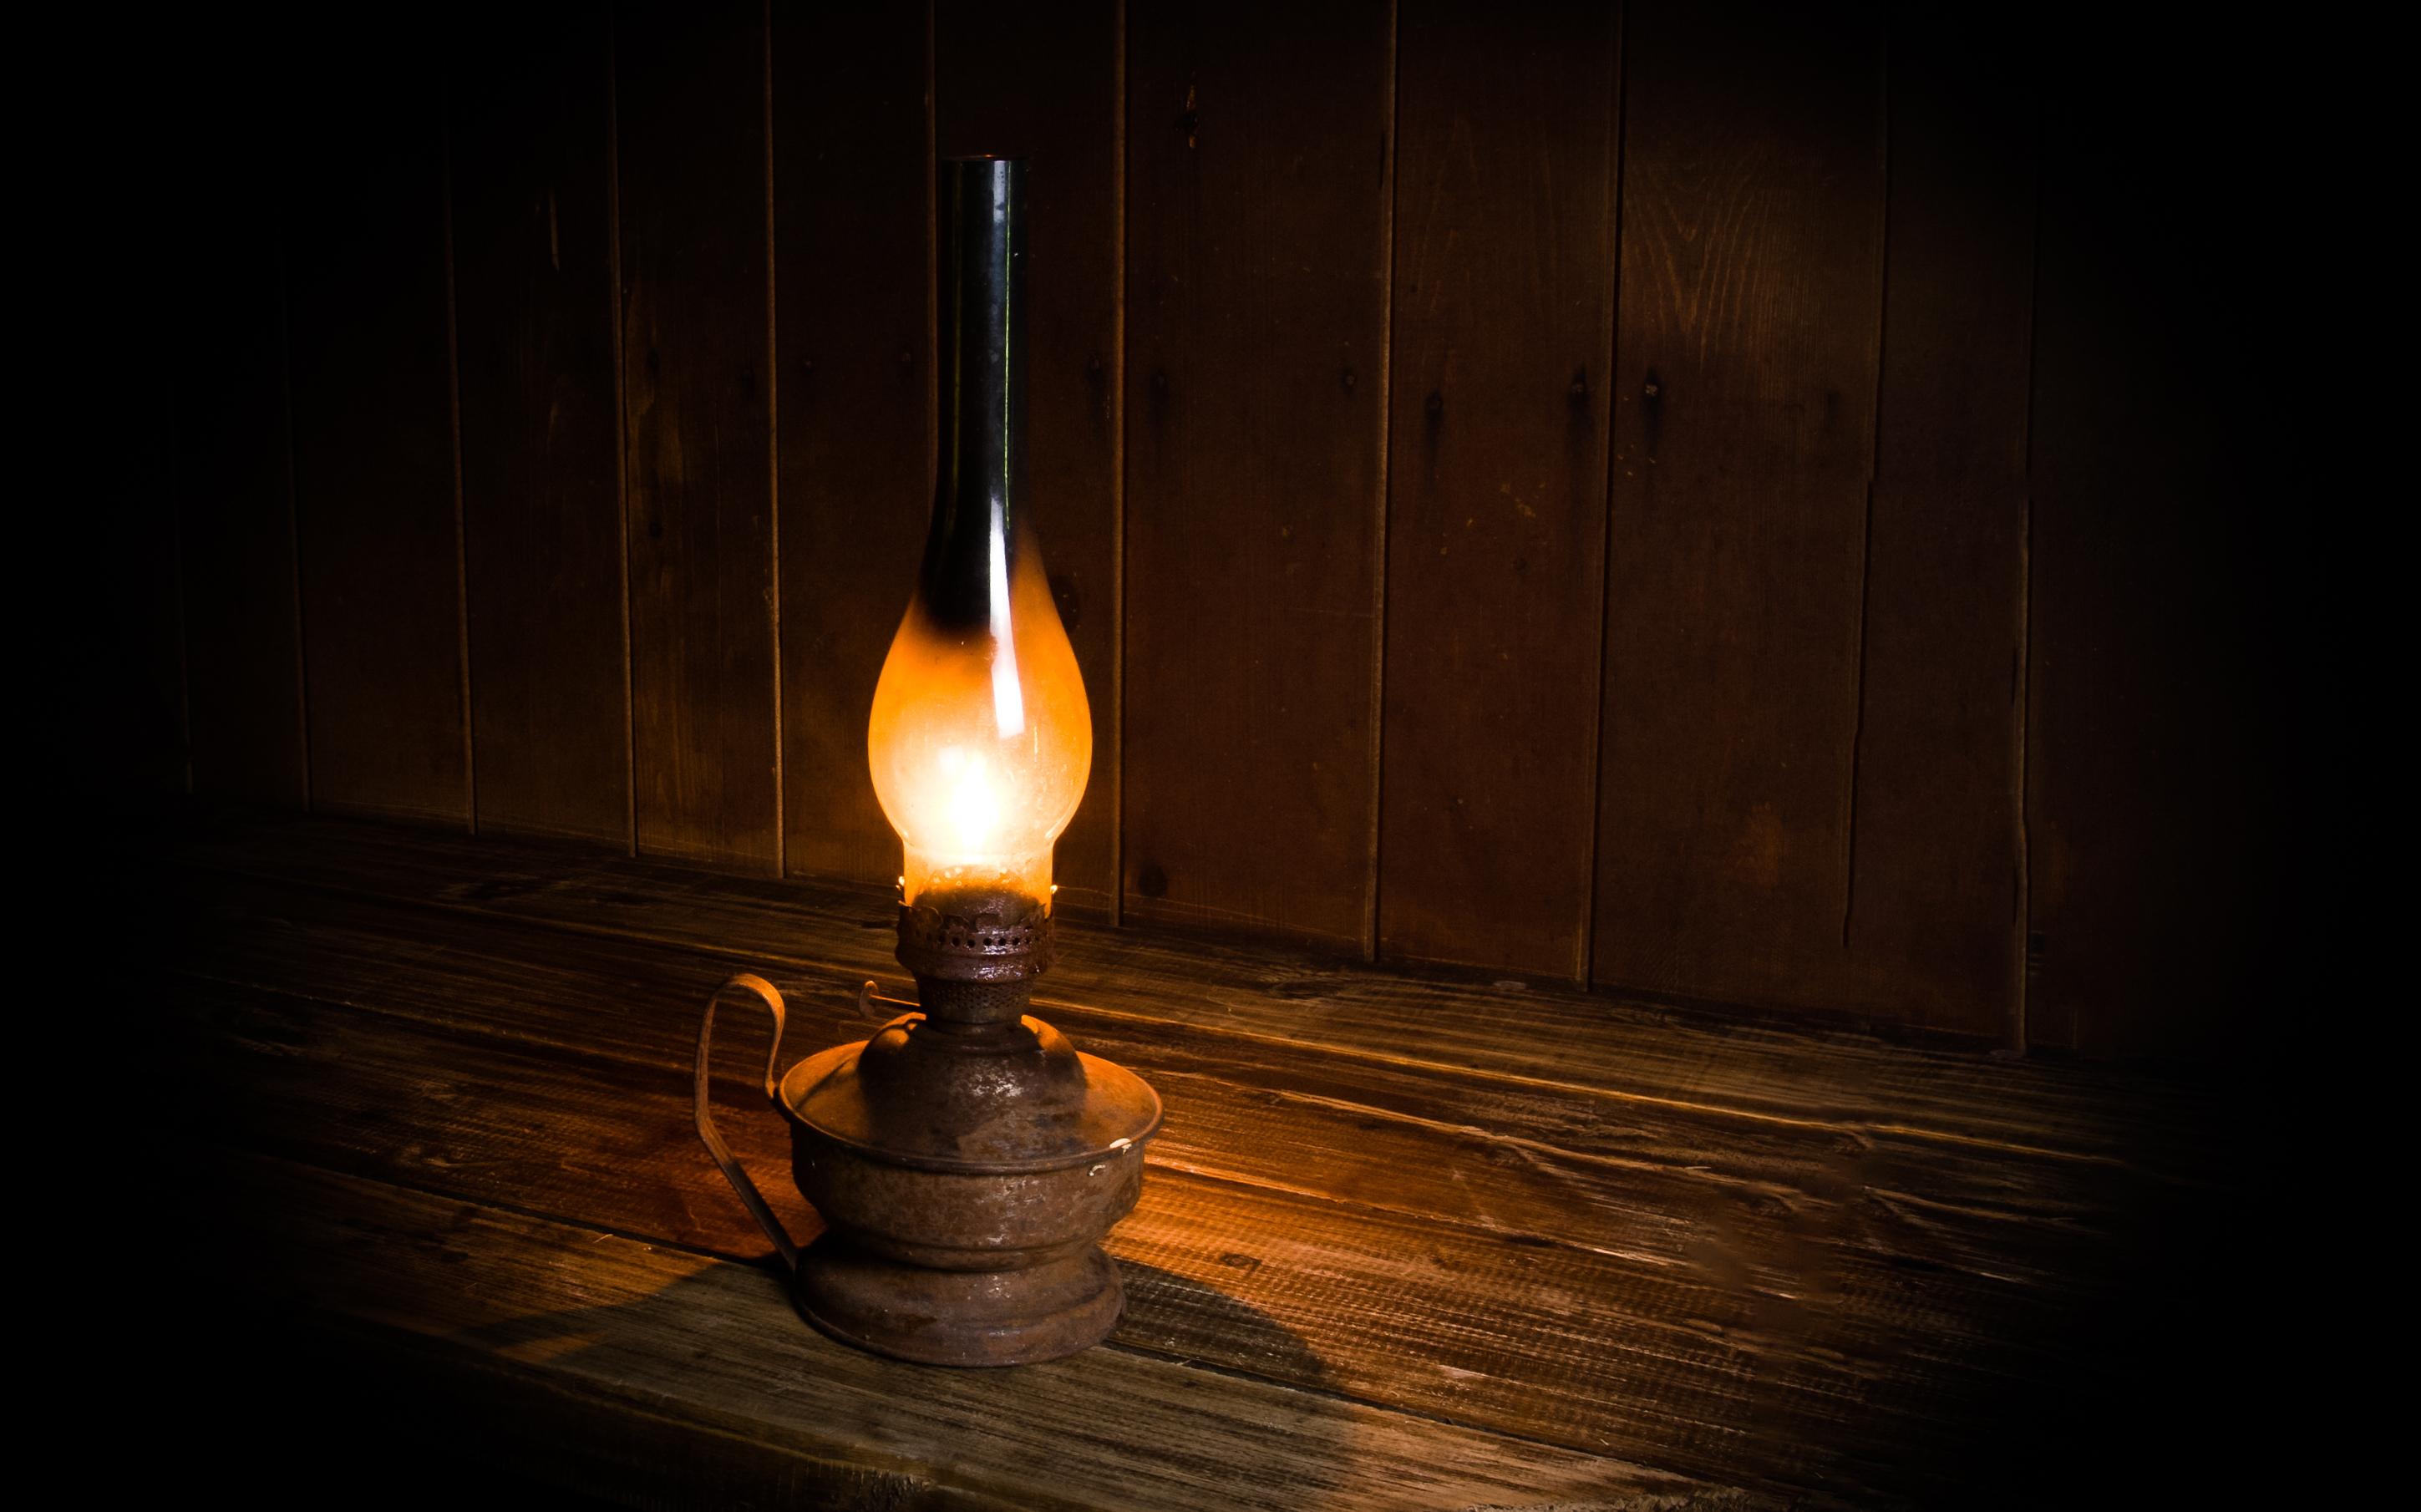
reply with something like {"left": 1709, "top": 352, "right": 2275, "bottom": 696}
{"left": 693, "top": 888, "right": 1162, "bottom": 1368}
{"left": 793, "top": 1232, "right": 1124, "bottom": 1366}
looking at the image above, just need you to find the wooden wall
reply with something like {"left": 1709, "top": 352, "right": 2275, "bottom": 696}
{"left": 151, "top": 1, "right": 2261, "bottom": 1059}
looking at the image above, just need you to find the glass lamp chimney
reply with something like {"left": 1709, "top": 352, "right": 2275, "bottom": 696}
{"left": 867, "top": 157, "right": 1090, "bottom": 913}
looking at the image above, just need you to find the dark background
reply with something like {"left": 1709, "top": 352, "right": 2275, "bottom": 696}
{"left": 101, "top": 0, "right": 2276, "bottom": 1065}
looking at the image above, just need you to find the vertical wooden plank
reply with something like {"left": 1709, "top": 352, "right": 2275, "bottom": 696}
{"left": 935, "top": 0, "right": 1124, "bottom": 921}
{"left": 2025, "top": 40, "right": 2256, "bottom": 1058}
{"left": 1378, "top": 0, "right": 1618, "bottom": 979}
{"left": 619, "top": 0, "right": 781, "bottom": 875}
{"left": 449, "top": 3, "right": 630, "bottom": 848}
{"left": 172, "top": 89, "right": 307, "bottom": 810}
{"left": 1591, "top": 1, "right": 1887, "bottom": 1007}
{"left": 284, "top": 38, "right": 469, "bottom": 826}
{"left": 770, "top": 1, "right": 930, "bottom": 890}
{"left": 1840, "top": 11, "right": 2037, "bottom": 1038}
{"left": 1124, "top": 0, "right": 1393, "bottom": 953}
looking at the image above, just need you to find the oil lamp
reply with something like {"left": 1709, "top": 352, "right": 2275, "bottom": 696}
{"left": 691, "top": 157, "right": 1161, "bottom": 1367}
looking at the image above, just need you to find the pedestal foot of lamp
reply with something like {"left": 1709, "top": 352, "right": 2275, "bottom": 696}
{"left": 792, "top": 1233, "right": 1124, "bottom": 1367}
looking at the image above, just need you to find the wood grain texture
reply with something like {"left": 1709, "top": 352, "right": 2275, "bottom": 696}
{"left": 1122, "top": 0, "right": 1394, "bottom": 953}
{"left": 165, "top": 865, "right": 2139, "bottom": 1499}
{"left": 771, "top": 0, "right": 931, "bottom": 890}
{"left": 181, "top": 1149, "right": 1738, "bottom": 1512}
{"left": 1836, "top": 13, "right": 2038, "bottom": 1039}
{"left": 153, "top": 10, "right": 2254, "bottom": 1064}
{"left": 935, "top": 0, "right": 1124, "bottom": 921}
{"left": 155, "top": 10, "right": 2259, "bottom": 1064}
{"left": 1592, "top": 0, "right": 1887, "bottom": 1008}
{"left": 150, "top": 813, "right": 2236, "bottom": 1504}
{"left": 449, "top": 3, "right": 629, "bottom": 849}
{"left": 155, "top": 895, "right": 2139, "bottom": 1505}
{"left": 158, "top": 867, "right": 2127, "bottom": 1270}
{"left": 283, "top": 37, "right": 469, "bottom": 825}
{"left": 1378, "top": 0, "right": 1619, "bottom": 979}
{"left": 170, "top": 95, "right": 307, "bottom": 809}
{"left": 618, "top": 0, "right": 780, "bottom": 874}
{"left": 162, "top": 809, "right": 2230, "bottom": 1179}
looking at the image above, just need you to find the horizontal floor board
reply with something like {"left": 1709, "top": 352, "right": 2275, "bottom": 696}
{"left": 160, "top": 933, "right": 2117, "bottom": 1504}
{"left": 182, "top": 1146, "right": 1750, "bottom": 1512}
{"left": 165, "top": 868, "right": 2130, "bottom": 1278}
{"left": 161, "top": 809, "right": 2228, "bottom": 1178}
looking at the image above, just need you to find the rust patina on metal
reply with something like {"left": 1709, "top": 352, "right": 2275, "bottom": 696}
{"left": 691, "top": 155, "right": 1159, "bottom": 1367}
{"left": 692, "top": 890, "right": 1162, "bottom": 1367}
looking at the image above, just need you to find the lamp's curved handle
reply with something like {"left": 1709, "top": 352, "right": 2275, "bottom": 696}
{"left": 692, "top": 973, "right": 799, "bottom": 1271}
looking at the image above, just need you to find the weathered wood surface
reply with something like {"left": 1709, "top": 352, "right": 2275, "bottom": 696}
{"left": 1378, "top": 0, "right": 1620, "bottom": 980}
{"left": 282, "top": 38, "right": 469, "bottom": 827}
{"left": 617, "top": 0, "right": 781, "bottom": 875}
{"left": 770, "top": 0, "right": 932, "bottom": 892}
{"left": 159, "top": 809, "right": 2233, "bottom": 1506}
{"left": 160, "top": 8, "right": 2256, "bottom": 1064}
{"left": 183, "top": 1150, "right": 1742, "bottom": 1512}
{"left": 449, "top": 1, "right": 632, "bottom": 850}
{"left": 164, "top": 869, "right": 2127, "bottom": 1255}
{"left": 1121, "top": 0, "right": 1393, "bottom": 953}
{"left": 1840, "top": 9, "right": 2036, "bottom": 1043}
{"left": 164, "top": 810, "right": 2226, "bottom": 1179}
{"left": 1592, "top": 0, "right": 1886, "bottom": 1016}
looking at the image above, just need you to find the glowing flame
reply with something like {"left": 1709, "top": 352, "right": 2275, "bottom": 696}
{"left": 944, "top": 749, "right": 998, "bottom": 855}
{"left": 867, "top": 515, "right": 1091, "bottom": 910}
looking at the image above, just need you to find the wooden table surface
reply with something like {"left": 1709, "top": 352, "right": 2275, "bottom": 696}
{"left": 148, "top": 808, "right": 2239, "bottom": 1510}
